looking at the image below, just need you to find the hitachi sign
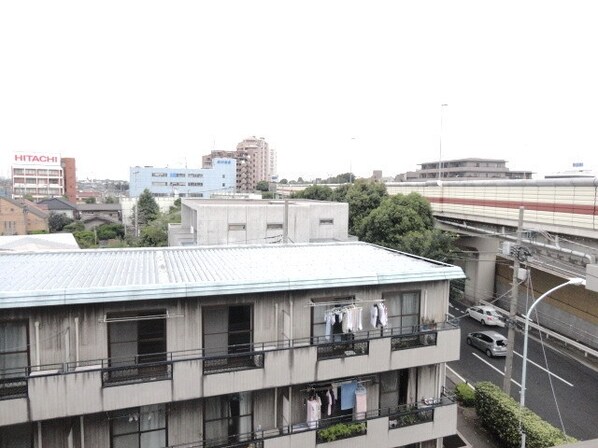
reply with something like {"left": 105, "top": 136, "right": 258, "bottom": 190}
{"left": 13, "top": 153, "right": 61, "bottom": 165}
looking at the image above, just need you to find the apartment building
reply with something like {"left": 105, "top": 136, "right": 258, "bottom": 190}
{"left": 168, "top": 199, "right": 350, "bottom": 246}
{"left": 0, "top": 196, "right": 49, "bottom": 236}
{"left": 203, "top": 137, "right": 277, "bottom": 192}
{"left": 398, "top": 158, "right": 532, "bottom": 181}
{"left": 11, "top": 152, "right": 77, "bottom": 202}
{"left": 0, "top": 242, "right": 463, "bottom": 448}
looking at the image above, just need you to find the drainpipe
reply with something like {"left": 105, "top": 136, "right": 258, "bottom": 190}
{"left": 74, "top": 317, "right": 80, "bottom": 366}
{"left": 34, "top": 321, "right": 40, "bottom": 370}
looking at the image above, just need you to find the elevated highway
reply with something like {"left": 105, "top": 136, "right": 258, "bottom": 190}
{"left": 387, "top": 179, "right": 598, "bottom": 349}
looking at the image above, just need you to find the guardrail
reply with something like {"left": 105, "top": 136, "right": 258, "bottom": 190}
{"left": 481, "top": 300, "right": 598, "bottom": 360}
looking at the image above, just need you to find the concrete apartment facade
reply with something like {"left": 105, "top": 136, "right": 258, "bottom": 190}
{"left": 0, "top": 242, "right": 463, "bottom": 448}
{"left": 203, "top": 137, "right": 277, "bottom": 192}
{"left": 0, "top": 196, "right": 49, "bottom": 236}
{"left": 129, "top": 158, "right": 237, "bottom": 198}
{"left": 11, "top": 152, "right": 77, "bottom": 202}
{"left": 168, "top": 199, "right": 350, "bottom": 246}
{"left": 399, "top": 158, "right": 532, "bottom": 181}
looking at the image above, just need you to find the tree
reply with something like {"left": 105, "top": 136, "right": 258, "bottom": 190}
{"left": 105, "top": 196, "right": 118, "bottom": 204}
{"left": 279, "top": 178, "right": 288, "bottom": 184}
{"left": 73, "top": 230, "right": 96, "bottom": 248}
{"left": 96, "top": 223, "right": 125, "bottom": 240}
{"left": 84, "top": 197, "right": 97, "bottom": 204}
{"left": 63, "top": 220, "right": 85, "bottom": 233}
{"left": 291, "top": 185, "right": 333, "bottom": 201}
{"left": 262, "top": 191, "right": 275, "bottom": 199}
{"left": 256, "top": 181, "right": 270, "bottom": 192}
{"left": 358, "top": 193, "right": 457, "bottom": 261}
{"left": 136, "top": 189, "right": 160, "bottom": 226}
{"left": 344, "top": 180, "right": 388, "bottom": 235}
{"left": 48, "top": 212, "right": 74, "bottom": 233}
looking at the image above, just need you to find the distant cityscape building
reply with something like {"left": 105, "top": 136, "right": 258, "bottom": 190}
{"left": 399, "top": 158, "right": 532, "bottom": 181}
{"left": 11, "top": 152, "right": 77, "bottom": 202}
{"left": 128, "top": 158, "right": 236, "bottom": 198}
{"left": 203, "top": 136, "right": 277, "bottom": 192}
{"left": 168, "top": 199, "right": 350, "bottom": 246}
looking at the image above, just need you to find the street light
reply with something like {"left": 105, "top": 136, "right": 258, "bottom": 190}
{"left": 438, "top": 104, "right": 448, "bottom": 180}
{"left": 519, "top": 277, "right": 586, "bottom": 448}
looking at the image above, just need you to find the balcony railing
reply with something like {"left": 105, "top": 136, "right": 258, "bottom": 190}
{"left": 0, "top": 370, "right": 28, "bottom": 400}
{"left": 166, "top": 392, "right": 455, "bottom": 448}
{"left": 102, "top": 354, "right": 173, "bottom": 386}
{"left": 0, "top": 320, "right": 458, "bottom": 391}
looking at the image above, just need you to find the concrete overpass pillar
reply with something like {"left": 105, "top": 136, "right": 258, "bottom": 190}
{"left": 454, "top": 236, "right": 499, "bottom": 304}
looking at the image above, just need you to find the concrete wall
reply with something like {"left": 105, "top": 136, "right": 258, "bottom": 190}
{"left": 171, "top": 200, "right": 350, "bottom": 246}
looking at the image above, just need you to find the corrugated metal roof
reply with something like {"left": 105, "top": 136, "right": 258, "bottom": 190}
{"left": 0, "top": 242, "right": 464, "bottom": 308}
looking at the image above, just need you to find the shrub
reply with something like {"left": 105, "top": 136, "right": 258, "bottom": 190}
{"left": 475, "top": 382, "right": 576, "bottom": 448}
{"left": 317, "top": 422, "right": 366, "bottom": 442}
{"left": 455, "top": 383, "right": 475, "bottom": 407}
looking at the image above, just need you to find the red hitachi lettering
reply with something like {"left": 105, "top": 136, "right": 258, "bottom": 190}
{"left": 14, "top": 154, "right": 59, "bottom": 163}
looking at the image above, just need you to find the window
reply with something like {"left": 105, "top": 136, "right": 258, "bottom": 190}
{"left": 188, "top": 173, "right": 203, "bottom": 178}
{"left": 0, "top": 423, "right": 32, "bottom": 447}
{"left": 106, "top": 311, "right": 168, "bottom": 385}
{"left": 111, "top": 404, "right": 167, "bottom": 448}
{"left": 151, "top": 172, "right": 167, "bottom": 177}
{"left": 228, "top": 224, "right": 246, "bottom": 231}
{"left": 319, "top": 219, "right": 334, "bottom": 225}
{"left": 266, "top": 223, "right": 283, "bottom": 230}
{"left": 188, "top": 182, "right": 203, "bottom": 187}
{"left": 203, "top": 305, "right": 258, "bottom": 374}
{"left": 188, "top": 193, "right": 204, "bottom": 198}
{"left": 169, "top": 173, "right": 186, "bottom": 178}
{"left": 170, "top": 182, "right": 186, "bottom": 187}
{"left": 384, "top": 291, "right": 420, "bottom": 333}
{"left": 0, "top": 321, "right": 29, "bottom": 400}
{"left": 204, "top": 392, "right": 252, "bottom": 446}
{"left": 151, "top": 182, "right": 168, "bottom": 187}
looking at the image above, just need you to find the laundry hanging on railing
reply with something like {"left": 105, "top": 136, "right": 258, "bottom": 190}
{"left": 306, "top": 392, "right": 322, "bottom": 429}
{"left": 324, "top": 305, "right": 363, "bottom": 340}
{"left": 370, "top": 302, "right": 388, "bottom": 328}
{"left": 354, "top": 384, "right": 368, "bottom": 420}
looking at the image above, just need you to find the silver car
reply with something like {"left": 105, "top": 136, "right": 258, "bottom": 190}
{"left": 466, "top": 331, "right": 507, "bottom": 357}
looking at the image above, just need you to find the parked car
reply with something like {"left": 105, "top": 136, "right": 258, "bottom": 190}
{"left": 467, "top": 331, "right": 508, "bottom": 357}
{"left": 466, "top": 305, "right": 505, "bottom": 327}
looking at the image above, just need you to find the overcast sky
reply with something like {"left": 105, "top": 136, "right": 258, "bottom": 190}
{"left": 1, "top": 1, "right": 597, "bottom": 182}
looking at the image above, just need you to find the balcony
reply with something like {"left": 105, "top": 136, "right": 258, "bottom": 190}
{"left": 165, "top": 392, "right": 456, "bottom": 448}
{"left": 0, "top": 321, "right": 459, "bottom": 424}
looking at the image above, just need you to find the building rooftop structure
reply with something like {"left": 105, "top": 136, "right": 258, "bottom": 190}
{"left": 398, "top": 157, "right": 533, "bottom": 182}
{"left": 0, "top": 242, "right": 463, "bottom": 308}
{"left": 0, "top": 233, "right": 79, "bottom": 252}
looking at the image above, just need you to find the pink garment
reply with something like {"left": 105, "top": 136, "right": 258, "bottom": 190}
{"left": 354, "top": 389, "right": 367, "bottom": 420}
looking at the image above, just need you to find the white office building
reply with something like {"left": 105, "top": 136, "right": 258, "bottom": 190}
{"left": 129, "top": 158, "right": 236, "bottom": 198}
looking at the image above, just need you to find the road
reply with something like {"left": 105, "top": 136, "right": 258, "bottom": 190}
{"left": 448, "top": 300, "right": 598, "bottom": 441}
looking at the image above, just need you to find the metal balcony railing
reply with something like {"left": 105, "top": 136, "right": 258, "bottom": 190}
{"left": 0, "top": 320, "right": 458, "bottom": 391}
{"left": 166, "top": 392, "right": 456, "bottom": 448}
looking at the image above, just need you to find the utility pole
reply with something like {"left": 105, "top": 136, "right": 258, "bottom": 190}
{"left": 503, "top": 206, "right": 525, "bottom": 394}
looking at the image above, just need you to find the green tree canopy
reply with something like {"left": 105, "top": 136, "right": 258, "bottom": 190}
{"left": 136, "top": 189, "right": 160, "bottom": 226}
{"left": 105, "top": 196, "right": 118, "bottom": 204}
{"left": 345, "top": 180, "right": 388, "bottom": 234}
{"left": 291, "top": 185, "right": 333, "bottom": 201}
{"left": 63, "top": 220, "right": 85, "bottom": 233}
{"left": 48, "top": 212, "right": 74, "bottom": 233}
{"left": 96, "top": 223, "right": 125, "bottom": 240}
{"left": 358, "top": 193, "right": 457, "bottom": 261}
{"left": 84, "top": 197, "right": 97, "bottom": 204}
{"left": 255, "top": 181, "right": 270, "bottom": 192}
